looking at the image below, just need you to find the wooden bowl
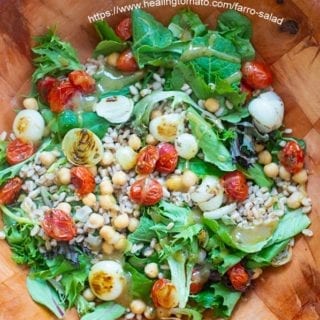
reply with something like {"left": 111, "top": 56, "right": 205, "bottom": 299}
{"left": 0, "top": 1, "right": 320, "bottom": 319}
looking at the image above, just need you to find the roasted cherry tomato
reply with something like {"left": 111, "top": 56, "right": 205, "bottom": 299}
{"left": 241, "top": 60, "right": 273, "bottom": 89}
{"left": 42, "top": 209, "right": 77, "bottom": 241}
{"left": 189, "top": 267, "right": 210, "bottom": 294}
{"left": 240, "top": 80, "right": 253, "bottom": 102}
{"left": 0, "top": 177, "right": 23, "bottom": 205}
{"left": 37, "top": 76, "right": 58, "bottom": 102}
{"left": 136, "top": 145, "right": 159, "bottom": 174}
{"left": 155, "top": 143, "right": 178, "bottom": 174}
{"left": 279, "top": 141, "right": 304, "bottom": 174}
{"left": 116, "top": 49, "right": 138, "bottom": 73}
{"left": 6, "top": 139, "right": 35, "bottom": 165}
{"left": 227, "top": 263, "right": 250, "bottom": 292}
{"left": 151, "top": 279, "right": 179, "bottom": 309}
{"left": 68, "top": 70, "right": 96, "bottom": 94}
{"left": 221, "top": 171, "right": 248, "bottom": 202}
{"left": 48, "top": 80, "right": 77, "bottom": 113}
{"left": 115, "top": 17, "right": 132, "bottom": 41}
{"left": 129, "top": 177, "right": 163, "bottom": 206}
{"left": 70, "top": 166, "right": 95, "bottom": 196}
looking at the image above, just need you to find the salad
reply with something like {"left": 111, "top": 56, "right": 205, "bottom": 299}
{"left": 0, "top": 8, "right": 313, "bottom": 320}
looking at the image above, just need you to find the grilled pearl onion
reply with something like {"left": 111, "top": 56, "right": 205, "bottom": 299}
{"left": 62, "top": 128, "right": 103, "bottom": 166}
{"left": 89, "top": 260, "right": 126, "bottom": 301}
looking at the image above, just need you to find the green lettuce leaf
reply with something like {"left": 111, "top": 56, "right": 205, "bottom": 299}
{"left": 240, "top": 163, "right": 274, "bottom": 188}
{"left": 93, "top": 20, "right": 122, "bottom": 42}
{"left": 81, "top": 302, "right": 125, "bottom": 320}
{"left": 127, "top": 216, "right": 156, "bottom": 245}
{"left": 93, "top": 40, "right": 127, "bottom": 58}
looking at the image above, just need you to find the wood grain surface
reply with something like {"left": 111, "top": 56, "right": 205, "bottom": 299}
{"left": 0, "top": 1, "right": 320, "bottom": 319}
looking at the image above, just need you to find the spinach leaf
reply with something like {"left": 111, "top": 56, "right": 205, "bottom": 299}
{"left": 187, "top": 108, "right": 235, "bottom": 172}
{"left": 26, "top": 277, "right": 65, "bottom": 319}
{"left": 246, "top": 239, "right": 290, "bottom": 268}
{"left": 127, "top": 216, "right": 156, "bottom": 244}
{"left": 219, "top": 105, "right": 249, "bottom": 123}
{"left": 93, "top": 40, "right": 127, "bottom": 58}
{"left": 241, "top": 163, "right": 274, "bottom": 188}
{"left": 80, "top": 112, "right": 110, "bottom": 139}
{"left": 178, "top": 157, "right": 223, "bottom": 178}
{"left": 76, "top": 296, "right": 95, "bottom": 317}
{"left": 93, "top": 20, "right": 122, "bottom": 42}
{"left": 216, "top": 9, "right": 255, "bottom": 60}
{"left": 193, "top": 283, "right": 241, "bottom": 318}
{"left": 81, "top": 302, "right": 125, "bottom": 320}
{"left": 32, "top": 30, "right": 83, "bottom": 83}
{"left": 169, "top": 10, "right": 207, "bottom": 41}
{"left": 124, "top": 263, "right": 154, "bottom": 301}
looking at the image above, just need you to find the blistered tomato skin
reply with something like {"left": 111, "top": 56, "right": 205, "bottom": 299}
{"left": 42, "top": 209, "right": 77, "bottom": 241}
{"left": 6, "top": 139, "right": 35, "bottom": 165}
{"left": 0, "top": 177, "right": 23, "bottom": 205}
{"left": 48, "top": 80, "right": 77, "bottom": 113}
{"left": 116, "top": 50, "right": 139, "bottom": 72}
{"left": 37, "top": 76, "right": 59, "bottom": 102}
{"left": 136, "top": 145, "right": 159, "bottom": 174}
{"left": 68, "top": 70, "right": 96, "bottom": 94}
{"left": 115, "top": 17, "right": 132, "bottom": 41}
{"left": 227, "top": 263, "right": 250, "bottom": 292}
{"left": 155, "top": 143, "right": 178, "bottom": 174}
{"left": 70, "top": 166, "right": 96, "bottom": 196}
{"left": 151, "top": 279, "right": 179, "bottom": 309}
{"left": 241, "top": 61, "right": 273, "bottom": 89}
{"left": 222, "top": 171, "right": 248, "bottom": 202}
{"left": 279, "top": 141, "right": 304, "bottom": 174}
{"left": 129, "top": 177, "right": 163, "bottom": 206}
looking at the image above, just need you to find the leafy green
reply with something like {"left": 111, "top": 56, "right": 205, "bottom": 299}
{"left": 76, "top": 296, "right": 95, "bottom": 317}
{"left": 32, "top": 29, "right": 83, "bottom": 83}
{"left": 241, "top": 163, "right": 274, "bottom": 188}
{"left": 216, "top": 10, "right": 255, "bottom": 60}
{"left": 178, "top": 157, "right": 223, "bottom": 178}
{"left": 246, "top": 239, "right": 290, "bottom": 268}
{"left": 193, "top": 283, "right": 241, "bottom": 318}
{"left": 81, "top": 302, "right": 126, "bottom": 320}
{"left": 124, "top": 263, "right": 154, "bottom": 301}
{"left": 57, "top": 110, "right": 79, "bottom": 136}
{"left": 26, "top": 277, "right": 65, "bottom": 319}
{"left": 169, "top": 10, "right": 207, "bottom": 41}
{"left": 0, "top": 140, "right": 7, "bottom": 169}
{"left": 219, "top": 105, "right": 249, "bottom": 123}
{"left": 93, "top": 20, "right": 122, "bottom": 42}
{"left": 79, "top": 112, "right": 110, "bottom": 139}
{"left": 127, "top": 216, "right": 156, "bottom": 244}
{"left": 171, "top": 308, "right": 202, "bottom": 320}
{"left": 93, "top": 40, "right": 127, "bottom": 58}
{"left": 187, "top": 108, "right": 235, "bottom": 172}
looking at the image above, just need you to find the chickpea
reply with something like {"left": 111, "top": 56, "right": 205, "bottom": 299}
{"left": 292, "top": 169, "right": 308, "bottom": 185}
{"left": 128, "top": 134, "right": 142, "bottom": 151}
{"left": 39, "top": 151, "right": 56, "bottom": 167}
{"left": 82, "top": 193, "right": 97, "bottom": 207}
{"left": 102, "top": 241, "right": 114, "bottom": 255}
{"left": 204, "top": 98, "right": 219, "bottom": 113}
{"left": 88, "top": 165, "right": 97, "bottom": 176}
{"left": 83, "top": 288, "right": 95, "bottom": 301}
{"left": 114, "top": 236, "right": 128, "bottom": 251}
{"left": 254, "top": 142, "right": 265, "bottom": 153}
{"left": 146, "top": 134, "right": 158, "bottom": 145}
{"left": 128, "top": 217, "right": 139, "bottom": 232}
{"left": 108, "top": 231, "right": 121, "bottom": 245}
{"left": 130, "top": 299, "right": 146, "bottom": 315}
{"left": 279, "top": 165, "right": 291, "bottom": 181}
{"left": 100, "top": 179, "right": 114, "bottom": 195}
{"left": 151, "top": 109, "right": 163, "bottom": 120}
{"left": 100, "top": 225, "right": 116, "bottom": 241}
{"left": 263, "top": 163, "right": 279, "bottom": 178}
{"left": 287, "top": 191, "right": 303, "bottom": 209}
{"left": 181, "top": 170, "right": 198, "bottom": 188}
{"left": 57, "top": 167, "right": 71, "bottom": 185}
{"left": 100, "top": 151, "right": 114, "bottom": 166}
{"left": 112, "top": 171, "right": 128, "bottom": 186}
{"left": 113, "top": 213, "right": 129, "bottom": 230}
{"left": 23, "top": 97, "right": 38, "bottom": 110}
{"left": 56, "top": 202, "right": 71, "bottom": 214}
{"left": 166, "top": 175, "right": 184, "bottom": 191}
{"left": 258, "top": 150, "right": 272, "bottom": 165}
{"left": 88, "top": 213, "right": 104, "bottom": 229}
{"left": 99, "top": 194, "right": 117, "bottom": 210}
{"left": 106, "top": 52, "right": 120, "bottom": 67}
{"left": 144, "top": 262, "right": 159, "bottom": 278}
